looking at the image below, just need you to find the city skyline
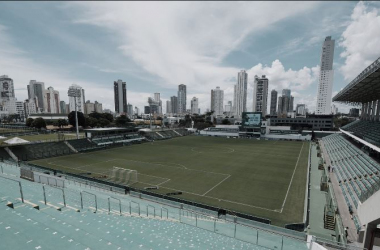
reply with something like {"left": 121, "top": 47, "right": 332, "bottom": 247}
{"left": 0, "top": 2, "right": 379, "bottom": 114}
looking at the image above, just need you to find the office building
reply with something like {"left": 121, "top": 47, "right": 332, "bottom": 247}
{"left": 233, "top": 70, "right": 247, "bottom": 118}
{"left": 154, "top": 93, "right": 162, "bottom": 115}
{"left": 84, "top": 100, "right": 95, "bottom": 114}
{"left": 270, "top": 90, "right": 278, "bottom": 116}
{"left": 225, "top": 101, "right": 232, "bottom": 117}
{"left": 166, "top": 100, "right": 172, "bottom": 114}
{"left": 191, "top": 97, "right": 199, "bottom": 114}
{"left": 60, "top": 101, "right": 66, "bottom": 114}
{"left": 177, "top": 84, "right": 186, "bottom": 114}
{"left": 68, "top": 84, "right": 85, "bottom": 113}
{"left": 27, "top": 80, "right": 45, "bottom": 112}
{"left": 277, "top": 89, "right": 294, "bottom": 118}
{"left": 0, "top": 75, "right": 15, "bottom": 101}
{"left": 134, "top": 107, "right": 140, "bottom": 116}
{"left": 211, "top": 87, "right": 224, "bottom": 116}
{"left": 316, "top": 36, "right": 335, "bottom": 115}
{"left": 170, "top": 96, "right": 178, "bottom": 114}
{"left": 253, "top": 75, "right": 269, "bottom": 116}
{"left": 114, "top": 79, "right": 127, "bottom": 114}
{"left": 127, "top": 103, "right": 134, "bottom": 117}
{"left": 349, "top": 108, "right": 360, "bottom": 117}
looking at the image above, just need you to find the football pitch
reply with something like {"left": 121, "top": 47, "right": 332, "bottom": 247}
{"left": 31, "top": 136, "right": 310, "bottom": 226}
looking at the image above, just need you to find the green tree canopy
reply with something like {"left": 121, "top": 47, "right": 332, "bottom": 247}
{"left": 31, "top": 117, "right": 46, "bottom": 129}
{"left": 26, "top": 118, "right": 34, "bottom": 127}
{"left": 68, "top": 111, "right": 86, "bottom": 127}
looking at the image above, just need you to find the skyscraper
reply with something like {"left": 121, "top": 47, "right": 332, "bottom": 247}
{"left": 68, "top": 84, "right": 85, "bottom": 113}
{"left": 127, "top": 103, "right": 134, "bottom": 117}
{"left": 253, "top": 75, "right": 269, "bottom": 116}
{"left": 233, "top": 70, "right": 248, "bottom": 117}
{"left": 191, "top": 97, "right": 199, "bottom": 114}
{"left": 60, "top": 101, "right": 66, "bottom": 114}
{"left": 0, "top": 75, "right": 15, "bottom": 101}
{"left": 296, "top": 104, "right": 306, "bottom": 116}
{"left": 43, "top": 87, "right": 60, "bottom": 113}
{"left": 277, "top": 89, "right": 294, "bottom": 117}
{"left": 27, "top": 80, "right": 45, "bottom": 112}
{"left": 177, "top": 84, "right": 186, "bottom": 114}
{"left": 316, "top": 36, "right": 335, "bottom": 115}
{"left": 154, "top": 93, "right": 162, "bottom": 114}
{"left": 270, "top": 90, "right": 278, "bottom": 116}
{"left": 114, "top": 79, "right": 127, "bottom": 114}
{"left": 170, "top": 96, "right": 178, "bottom": 114}
{"left": 211, "top": 87, "right": 224, "bottom": 116}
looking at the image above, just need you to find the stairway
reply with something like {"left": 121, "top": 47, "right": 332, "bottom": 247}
{"left": 324, "top": 209, "right": 336, "bottom": 230}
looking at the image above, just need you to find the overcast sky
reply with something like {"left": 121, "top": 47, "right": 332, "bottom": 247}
{"left": 1, "top": 1, "right": 380, "bottom": 114}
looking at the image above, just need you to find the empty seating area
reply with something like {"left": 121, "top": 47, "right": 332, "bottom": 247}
{"left": 341, "top": 120, "right": 380, "bottom": 145}
{"left": 68, "top": 138, "right": 99, "bottom": 151}
{"left": 9, "top": 141, "right": 73, "bottom": 161}
{"left": 322, "top": 134, "right": 380, "bottom": 211}
{"left": 0, "top": 162, "right": 308, "bottom": 250}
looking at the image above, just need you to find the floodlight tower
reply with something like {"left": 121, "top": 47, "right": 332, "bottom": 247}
{"left": 148, "top": 97, "right": 159, "bottom": 129}
{"left": 68, "top": 87, "right": 81, "bottom": 139}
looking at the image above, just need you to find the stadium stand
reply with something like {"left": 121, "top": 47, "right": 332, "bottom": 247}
{"left": 341, "top": 120, "right": 380, "bottom": 146}
{"left": 0, "top": 161, "right": 309, "bottom": 250}
{"left": 67, "top": 138, "right": 99, "bottom": 151}
{"left": 7, "top": 141, "right": 73, "bottom": 161}
{"left": 322, "top": 56, "right": 380, "bottom": 249}
{"left": 0, "top": 147, "right": 11, "bottom": 160}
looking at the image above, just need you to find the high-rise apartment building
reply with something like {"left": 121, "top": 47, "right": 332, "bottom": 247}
{"left": 211, "top": 87, "right": 224, "bottom": 116}
{"left": 270, "top": 90, "right": 278, "bottom": 116}
{"left": 225, "top": 101, "right": 232, "bottom": 117}
{"left": 233, "top": 70, "right": 247, "bottom": 118}
{"left": 316, "top": 36, "right": 335, "bottom": 115}
{"left": 154, "top": 93, "right": 162, "bottom": 114}
{"left": 24, "top": 99, "right": 37, "bottom": 118}
{"left": 68, "top": 84, "right": 85, "bottom": 113}
{"left": 296, "top": 104, "right": 306, "bottom": 116}
{"left": 0, "top": 75, "right": 15, "bottom": 101}
{"left": 43, "top": 87, "right": 60, "bottom": 113}
{"left": 191, "top": 97, "right": 199, "bottom": 114}
{"left": 114, "top": 80, "right": 127, "bottom": 114}
{"left": 170, "top": 96, "right": 178, "bottom": 114}
{"left": 27, "top": 80, "right": 45, "bottom": 112}
{"left": 253, "top": 75, "right": 269, "bottom": 116}
{"left": 177, "top": 84, "right": 186, "bottom": 114}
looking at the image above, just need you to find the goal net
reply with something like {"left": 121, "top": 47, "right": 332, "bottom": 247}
{"left": 107, "top": 167, "right": 138, "bottom": 186}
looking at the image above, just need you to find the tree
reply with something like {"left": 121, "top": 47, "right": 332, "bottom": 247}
{"left": 31, "top": 117, "right": 46, "bottom": 129}
{"left": 86, "top": 117, "right": 98, "bottom": 128}
{"left": 68, "top": 111, "right": 86, "bottom": 127}
{"left": 98, "top": 118, "right": 110, "bottom": 127}
{"left": 101, "top": 113, "right": 114, "bottom": 123}
{"left": 26, "top": 118, "right": 34, "bottom": 127}
{"left": 115, "top": 115, "right": 131, "bottom": 127}
{"left": 88, "top": 112, "right": 102, "bottom": 120}
{"left": 222, "top": 119, "right": 231, "bottom": 125}
{"left": 58, "top": 119, "right": 68, "bottom": 128}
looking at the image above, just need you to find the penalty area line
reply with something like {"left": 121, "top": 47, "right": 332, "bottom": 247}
{"left": 202, "top": 175, "right": 231, "bottom": 196}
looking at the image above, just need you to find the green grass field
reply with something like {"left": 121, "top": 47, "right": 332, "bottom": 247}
{"left": 31, "top": 136, "right": 310, "bottom": 226}
{"left": 0, "top": 133, "right": 85, "bottom": 145}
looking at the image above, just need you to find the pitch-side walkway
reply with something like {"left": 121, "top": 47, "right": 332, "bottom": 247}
{"left": 308, "top": 143, "right": 336, "bottom": 241}
{"left": 320, "top": 141, "right": 358, "bottom": 243}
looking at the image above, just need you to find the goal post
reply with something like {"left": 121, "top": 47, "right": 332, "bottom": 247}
{"left": 107, "top": 167, "right": 138, "bottom": 186}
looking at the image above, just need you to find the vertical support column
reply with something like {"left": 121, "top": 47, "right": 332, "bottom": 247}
{"left": 361, "top": 103, "right": 366, "bottom": 119}
{"left": 363, "top": 222, "right": 377, "bottom": 250}
{"left": 375, "top": 100, "right": 380, "bottom": 122}
{"left": 366, "top": 102, "right": 370, "bottom": 121}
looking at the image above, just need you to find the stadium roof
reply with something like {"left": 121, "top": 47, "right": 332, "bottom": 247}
{"left": 333, "top": 56, "right": 380, "bottom": 104}
{"left": 83, "top": 127, "right": 132, "bottom": 132}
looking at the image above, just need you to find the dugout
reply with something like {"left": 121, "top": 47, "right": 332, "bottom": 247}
{"left": 84, "top": 127, "right": 138, "bottom": 139}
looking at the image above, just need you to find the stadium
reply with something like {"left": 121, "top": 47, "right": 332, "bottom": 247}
{"left": 0, "top": 57, "right": 379, "bottom": 250}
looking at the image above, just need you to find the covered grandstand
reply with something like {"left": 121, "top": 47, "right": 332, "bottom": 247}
{"left": 321, "top": 56, "right": 380, "bottom": 249}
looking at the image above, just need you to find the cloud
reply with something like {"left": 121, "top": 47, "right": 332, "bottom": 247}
{"left": 339, "top": 2, "right": 380, "bottom": 81}
{"left": 66, "top": 2, "right": 317, "bottom": 110}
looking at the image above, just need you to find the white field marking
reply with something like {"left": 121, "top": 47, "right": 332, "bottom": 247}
{"left": 202, "top": 175, "right": 231, "bottom": 196}
{"left": 47, "top": 158, "right": 118, "bottom": 171}
{"left": 111, "top": 158, "right": 230, "bottom": 177}
{"left": 280, "top": 142, "right": 305, "bottom": 213}
{"left": 273, "top": 141, "right": 278, "bottom": 144}
{"left": 156, "top": 185, "right": 279, "bottom": 212}
{"left": 191, "top": 147, "right": 234, "bottom": 154}
{"left": 156, "top": 179, "right": 171, "bottom": 186}
{"left": 152, "top": 162, "right": 187, "bottom": 169}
